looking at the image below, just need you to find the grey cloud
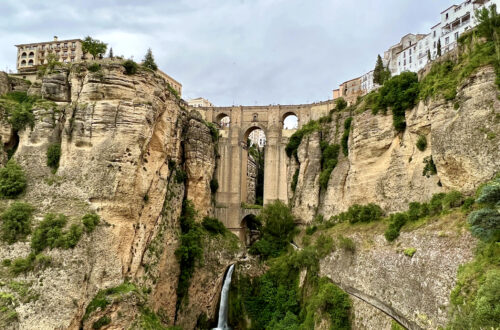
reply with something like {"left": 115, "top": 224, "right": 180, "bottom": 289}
{"left": 0, "top": 0, "right": 458, "bottom": 105}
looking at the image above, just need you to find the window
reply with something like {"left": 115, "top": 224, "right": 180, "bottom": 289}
{"left": 409, "top": 57, "right": 412, "bottom": 64}
{"left": 446, "top": 13, "right": 449, "bottom": 20}
{"left": 64, "top": 43, "right": 67, "bottom": 47}
{"left": 72, "top": 42, "right": 76, "bottom": 48}
{"left": 433, "top": 31, "right": 436, "bottom": 37}
{"left": 404, "top": 59, "right": 406, "bottom": 66}
{"left": 445, "top": 37, "right": 449, "bottom": 45}
{"left": 404, "top": 51, "right": 406, "bottom": 58}
{"left": 433, "top": 41, "right": 436, "bottom": 48}
{"left": 409, "top": 48, "right": 412, "bottom": 55}
{"left": 455, "top": 32, "right": 459, "bottom": 40}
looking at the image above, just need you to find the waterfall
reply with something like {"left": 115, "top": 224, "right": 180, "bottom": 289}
{"left": 213, "top": 264, "right": 235, "bottom": 330}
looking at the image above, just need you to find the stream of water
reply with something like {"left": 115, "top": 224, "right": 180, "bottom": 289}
{"left": 213, "top": 264, "right": 235, "bottom": 330}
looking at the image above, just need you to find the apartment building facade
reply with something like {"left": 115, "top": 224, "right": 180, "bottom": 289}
{"left": 15, "top": 37, "right": 83, "bottom": 71}
{"left": 188, "top": 97, "right": 214, "bottom": 107}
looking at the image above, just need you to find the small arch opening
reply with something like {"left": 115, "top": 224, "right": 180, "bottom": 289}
{"left": 20, "top": 60, "right": 26, "bottom": 66}
{"left": 243, "top": 126, "right": 266, "bottom": 206}
{"left": 28, "top": 59, "right": 34, "bottom": 66}
{"left": 241, "top": 214, "right": 262, "bottom": 245}
{"left": 283, "top": 112, "right": 298, "bottom": 130}
{"left": 28, "top": 52, "right": 34, "bottom": 58}
{"left": 216, "top": 113, "right": 230, "bottom": 128}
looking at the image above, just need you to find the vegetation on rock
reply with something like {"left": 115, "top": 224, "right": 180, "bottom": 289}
{"left": 248, "top": 201, "right": 297, "bottom": 259}
{"left": 123, "top": 59, "right": 138, "bottom": 75}
{"left": 142, "top": 48, "right": 158, "bottom": 71}
{"left": 0, "top": 160, "right": 27, "bottom": 198}
{"left": 1, "top": 202, "right": 33, "bottom": 244}
{"left": 82, "top": 36, "right": 107, "bottom": 60}
{"left": 46, "top": 143, "right": 61, "bottom": 171}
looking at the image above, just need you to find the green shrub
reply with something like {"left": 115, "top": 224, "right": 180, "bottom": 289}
{"left": 249, "top": 201, "right": 296, "bottom": 259}
{"left": 1, "top": 202, "right": 33, "bottom": 244}
{"left": 175, "top": 200, "right": 203, "bottom": 308}
{"left": 341, "top": 117, "right": 353, "bottom": 156}
{"left": 9, "top": 252, "right": 51, "bottom": 275}
{"left": 46, "top": 143, "right": 61, "bottom": 170}
{"left": 384, "top": 212, "right": 408, "bottom": 242}
{"left": 305, "top": 225, "right": 317, "bottom": 235}
{"left": 337, "top": 234, "right": 355, "bottom": 252}
{"left": 335, "top": 97, "right": 347, "bottom": 111}
{"left": 319, "top": 143, "right": 340, "bottom": 190}
{"left": 209, "top": 178, "right": 218, "bottom": 194}
{"left": 448, "top": 241, "right": 500, "bottom": 328}
{"left": 84, "top": 282, "right": 138, "bottom": 320}
{"left": 422, "top": 156, "right": 437, "bottom": 177}
{"left": 175, "top": 169, "right": 187, "bottom": 183}
{"left": 332, "top": 203, "right": 383, "bottom": 224}
{"left": 82, "top": 213, "right": 100, "bottom": 233}
{"left": 375, "top": 72, "right": 420, "bottom": 131}
{"left": 123, "top": 60, "right": 138, "bottom": 75}
{"left": 0, "top": 92, "right": 36, "bottom": 132}
{"left": 407, "top": 202, "right": 429, "bottom": 221}
{"left": 443, "top": 190, "right": 464, "bottom": 210}
{"left": 462, "top": 197, "right": 475, "bottom": 211}
{"left": 467, "top": 209, "right": 500, "bottom": 242}
{"left": 429, "top": 192, "right": 446, "bottom": 215}
{"left": 416, "top": 135, "right": 427, "bottom": 151}
{"left": 92, "top": 316, "right": 111, "bottom": 329}
{"left": 476, "top": 177, "right": 500, "bottom": 206}
{"left": 87, "top": 63, "right": 101, "bottom": 73}
{"left": 0, "top": 160, "right": 27, "bottom": 198}
{"left": 291, "top": 168, "right": 299, "bottom": 192}
{"left": 31, "top": 213, "right": 83, "bottom": 253}
{"left": 404, "top": 248, "right": 416, "bottom": 257}
{"left": 285, "top": 120, "right": 320, "bottom": 159}
{"left": 201, "top": 216, "right": 226, "bottom": 235}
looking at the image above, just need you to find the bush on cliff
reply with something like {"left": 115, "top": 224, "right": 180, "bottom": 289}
{"left": 123, "top": 59, "right": 138, "bottom": 75}
{"left": 175, "top": 200, "right": 203, "bottom": 308}
{"left": 330, "top": 203, "right": 383, "bottom": 224}
{"left": 202, "top": 216, "right": 226, "bottom": 235}
{"left": 249, "top": 200, "right": 296, "bottom": 259}
{"left": 31, "top": 213, "right": 83, "bottom": 253}
{"left": 1, "top": 202, "right": 33, "bottom": 244}
{"left": 0, "top": 160, "right": 27, "bottom": 198}
{"left": 46, "top": 143, "right": 61, "bottom": 171}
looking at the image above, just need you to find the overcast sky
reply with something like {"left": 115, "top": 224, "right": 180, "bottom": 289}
{"left": 0, "top": 0, "right": 459, "bottom": 105}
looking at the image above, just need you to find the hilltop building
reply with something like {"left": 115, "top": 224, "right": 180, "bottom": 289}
{"left": 333, "top": 0, "right": 499, "bottom": 100}
{"left": 188, "top": 97, "right": 214, "bottom": 107}
{"left": 12, "top": 36, "right": 182, "bottom": 95}
{"left": 15, "top": 36, "right": 84, "bottom": 71}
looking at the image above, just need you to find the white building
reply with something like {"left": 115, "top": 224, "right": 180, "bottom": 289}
{"left": 187, "top": 97, "right": 214, "bottom": 107}
{"left": 390, "top": 0, "right": 499, "bottom": 76}
{"left": 360, "top": 70, "right": 379, "bottom": 94}
{"left": 248, "top": 129, "right": 266, "bottom": 148}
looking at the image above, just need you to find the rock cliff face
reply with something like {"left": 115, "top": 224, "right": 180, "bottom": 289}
{"left": 288, "top": 65, "right": 499, "bottom": 329}
{"left": 0, "top": 64, "right": 231, "bottom": 329}
{"left": 291, "top": 65, "right": 500, "bottom": 222}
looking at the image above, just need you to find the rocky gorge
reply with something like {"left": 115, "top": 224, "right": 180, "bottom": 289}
{"left": 0, "top": 38, "right": 498, "bottom": 330}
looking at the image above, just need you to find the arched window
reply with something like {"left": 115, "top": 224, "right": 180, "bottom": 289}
{"left": 28, "top": 59, "right": 34, "bottom": 66}
{"left": 282, "top": 112, "right": 299, "bottom": 130}
{"left": 20, "top": 60, "right": 26, "bottom": 66}
{"left": 21, "top": 52, "right": 27, "bottom": 58}
{"left": 216, "top": 113, "right": 230, "bottom": 128}
{"left": 252, "top": 113, "right": 258, "bottom": 122}
{"left": 28, "top": 52, "right": 34, "bottom": 58}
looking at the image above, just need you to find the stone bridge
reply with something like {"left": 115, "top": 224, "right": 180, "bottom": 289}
{"left": 196, "top": 100, "right": 335, "bottom": 240}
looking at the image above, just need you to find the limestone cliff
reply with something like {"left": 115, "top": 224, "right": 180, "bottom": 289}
{"left": 291, "top": 65, "right": 499, "bottom": 222}
{"left": 288, "top": 65, "right": 499, "bottom": 329}
{"left": 0, "top": 63, "right": 232, "bottom": 329}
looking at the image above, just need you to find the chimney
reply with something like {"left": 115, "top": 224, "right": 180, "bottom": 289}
{"left": 54, "top": 36, "right": 58, "bottom": 41}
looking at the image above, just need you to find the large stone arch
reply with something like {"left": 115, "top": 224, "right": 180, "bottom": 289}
{"left": 195, "top": 101, "right": 336, "bottom": 241}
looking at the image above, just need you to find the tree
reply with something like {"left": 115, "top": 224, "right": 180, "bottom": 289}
{"left": 475, "top": 4, "right": 499, "bottom": 42}
{"left": 437, "top": 39, "right": 442, "bottom": 57}
{"left": 142, "top": 48, "right": 158, "bottom": 71}
{"left": 108, "top": 47, "right": 114, "bottom": 59}
{"left": 81, "top": 36, "right": 107, "bottom": 60}
{"left": 373, "top": 54, "right": 385, "bottom": 85}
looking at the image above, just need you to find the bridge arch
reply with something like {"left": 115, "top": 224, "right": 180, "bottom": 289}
{"left": 240, "top": 212, "right": 261, "bottom": 245}
{"left": 215, "top": 112, "right": 230, "bottom": 128}
{"left": 199, "top": 101, "right": 336, "bottom": 241}
{"left": 282, "top": 111, "right": 299, "bottom": 129}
